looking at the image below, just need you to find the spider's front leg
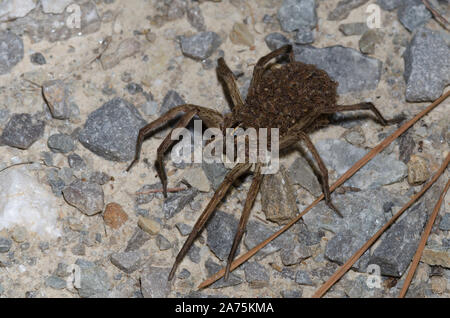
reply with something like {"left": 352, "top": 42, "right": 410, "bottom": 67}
{"left": 126, "top": 104, "right": 224, "bottom": 197}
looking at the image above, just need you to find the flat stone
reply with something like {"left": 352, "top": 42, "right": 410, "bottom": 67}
{"left": 110, "top": 250, "right": 142, "bottom": 274}
{"left": 280, "top": 243, "right": 312, "bottom": 266}
{"left": 47, "top": 133, "right": 75, "bottom": 153}
{"left": 376, "top": 0, "right": 404, "bottom": 11}
{"left": 45, "top": 276, "right": 67, "bottom": 290}
{"left": 439, "top": 213, "right": 450, "bottom": 231}
{"left": 359, "top": 29, "right": 381, "bottom": 55}
{"left": 160, "top": 90, "right": 185, "bottom": 114}
{"left": 78, "top": 97, "right": 147, "bottom": 162}
{"left": 138, "top": 216, "right": 160, "bottom": 235}
{"left": 277, "top": 0, "right": 317, "bottom": 32}
{"left": 155, "top": 234, "right": 171, "bottom": 251}
{"left": 202, "top": 161, "right": 229, "bottom": 190}
{"left": 260, "top": 166, "right": 298, "bottom": 224}
{"left": 0, "top": 31, "right": 24, "bottom": 74}
{"left": 30, "top": 52, "right": 46, "bottom": 65}
{"left": 188, "top": 244, "right": 201, "bottom": 264}
{"left": 181, "top": 167, "right": 210, "bottom": 192}
{"left": 180, "top": 31, "right": 222, "bottom": 60}
{"left": 100, "top": 38, "right": 141, "bottom": 70}
{"left": 68, "top": 154, "right": 86, "bottom": 171}
{"left": 75, "top": 259, "right": 111, "bottom": 298}
{"left": 293, "top": 45, "right": 382, "bottom": 94}
{"left": 0, "top": 0, "right": 36, "bottom": 22}
{"left": 370, "top": 202, "right": 428, "bottom": 277}
{"left": 243, "top": 262, "right": 270, "bottom": 288}
{"left": 103, "top": 202, "right": 128, "bottom": 229}
{"left": 206, "top": 210, "right": 239, "bottom": 261}
{"left": 205, "top": 258, "right": 242, "bottom": 289}
{"left": 140, "top": 266, "right": 171, "bottom": 298}
{"left": 403, "top": 28, "right": 450, "bottom": 102}
{"left": 41, "top": 0, "right": 73, "bottom": 14}
{"left": 339, "top": 22, "right": 369, "bottom": 36}
{"left": 125, "top": 227, "right": 151, "bottom": 252}
{"left": 288, "top": 156, "right": 322, "bottom": 197}
{"left": 135, "top": 182, "right": 163, "bottom": 205}
{"left": 229, "top": 22, "right": 254, "bottom": 47}
{"left": 294, "top": 26, "right": 314, "bottom": 44}
{"left": 328, "top": 0, "right": 370, "bottom": 21}
{"left": 62, "top": 179, "right": 104, "bottom": 216}
{"left": 312, "top": 139, "right": 407, "bottom": 190}
{"left": 162, "top": 188, "right": 198, "bottom": 219}
{"left": 244, "top": 220, "right": 296, "bottom": 260}
{"left": 264, "top": 32, "right": 290, "bottom": 51}
{"left": 186, "top": 3, "right": 206, "bottom": 31}
{"left": 175, "top": 223, "right": 192, "bottom": 236}
{"left": 1, "top": 113, "right": 45, "bottom": 149}
{"left": 398, "top": 0, "right": 432, "bottom": 32}
{"left": 295, "top": 270, "right": 314, "bottom": 286}
{"left": 11, "top": 226, "right": 27, "bottom": 243}
{"left": 42, "top": 80, "right": 72, "bottom": 120}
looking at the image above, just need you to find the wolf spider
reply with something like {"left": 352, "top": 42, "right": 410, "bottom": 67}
{"left": 126, "top": 45, "right": 398, "bottom": 281}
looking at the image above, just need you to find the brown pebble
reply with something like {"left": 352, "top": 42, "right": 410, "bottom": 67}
{"left": 407, "top": 155, "right": 430, "bottom": 185}
{"left": 103, "top": 202, "right": 128, "bottom": 229}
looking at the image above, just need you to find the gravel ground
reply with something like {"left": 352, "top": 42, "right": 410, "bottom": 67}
{"left": 0, "top": 0, "right": 448, "bottom": 298}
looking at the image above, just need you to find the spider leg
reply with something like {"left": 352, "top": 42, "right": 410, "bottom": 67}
{"left": 322, "top": 102, "right": 401, "bottom": 126}
{"left": 168, "top": 162, "right": 251, "bottom": 280}
{"left": 224, "top": 163, "right": 263, "bottom": 281}
{"left": 217, "top": 58, "right": 245, "bottom": 110}
{"left": 126, "top": 104, "right": 224, "bottom": 173}
{"left": 156, "top": 110, "right": 197, "bottom": 197}
{"left": 280, "top": 131, "right": 343, "bottom": 218}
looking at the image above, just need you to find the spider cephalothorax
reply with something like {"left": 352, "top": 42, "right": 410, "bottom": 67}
{"left": 126, "top": 45, "right": 397, "bottom": 281}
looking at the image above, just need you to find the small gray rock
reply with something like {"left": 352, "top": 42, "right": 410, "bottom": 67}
{"left": 163, "top": 188, "right": 198, "bottom": 219}
{"left": 180, "top": 31, "right": 222, "bottom": 60}
{"left": 135, "top": 182, "right": 163, "bottom": 205}
{"left": 88, "top": 171, "right": 110, "bottom": 185}
{"left": 403, "top": 28, "right": 450, "bottom": 102}
{"left": 264, "top": 32, "right": 290, "bottom": 51}
{"left": 45, "top": 276, "right": 67, "bottom": 289}
{"left": 78, "top": 97, "right": 147, "bottom": 161}
{"left": 205, "top": 258, "right": 242, "bottom": 289}
{"left": 339, "top": 22, "right": 369, "bottom": 36}
{"left": 62, "top": 179, "right": 104, "bottom": 216}
{"left": 206, "top": 210, "right": 239, "bottom": 261}
{"left": 359, "top": 29, "right": 380, "bottom": 54}
{"left": 178, "top": 268, "right": 191, "bottom": 280}
{"left": 110, "top": 250, "right": 142, "bottom": 274}
{"left": 71, "top": 243, "right": 86, "bottom": 256}
{"left": 328, "top": 0, "right": 370, "bottom": 21}
{"left": 244, "top": 262, "right": 270, "bottom": 288}
{"left": 160, "top": 90, "right": 185, "bottom": 114}
{"left": 75, "top": 259, "right": 111, "bottom": 298}
{"left": 376, "top": 0, "right": 404, "bottom": 11}
{"left": 294, "top": 26, "right": 314, "bottom": 44}
{"left": 141, "top": 100, "right": 159, "bottom": 116}
{"left": 175, "top": 223, "right": 192, "bottom": 236}
{"left": 125, "top": 227, "right": 151, "bottom": 252}
{"left": 281, "top": 289, "right": 302, "bottom": 298}
{"left": 68, "top": 153, "right": 86, "bottom": 170}
{"left": 0, "top": 31, "right": 24, "bottom": 74}
{"left": 186, "top": 3, "right": 206, "bottom": 31}
{"left": 30, "top": 52, "right": 46, "bottom": 65}
{"left": 295, "top": 270, "right": 314, "bottom": 286}
{"left": 280, "top": 243, "right": 312, "bottom": 266}
{"left": 188, "top": 244, "right": 201, "bottom": 264}
{"left": 0, "top": 237, "right": 12, "bottom": 253}
{"left": 47, "top": 133, "right": 75, "bottom": 153}
{"left": 398, "top": 0, "right": 432, "bottom": 32}
{"left": 439, "top": 213, "right": 450, "bottom": 231}
{"left": 312, "top": 139, "right": 407, "bottom": 190}
{"left": 288, "top": 156, "right": 322, "bottom": 197}
{"left": 1, "top": 113, "right": 45, "bottom": 149}
{"left": 156, "top": 234, "right": 172, "bottom": 251}
{"left": 202, "top": 160, "right": 229, "bottom": 190}
{"left": 293, "top": 45, "right": 382, "bottom": 94}
{"left": 140, "top": 266, "right": 171, "bottom": 298}
{"left": 277, "top": 0, "right": 317, "bottom": 32}
{"left": 370, "top": 202, "right": 428, "bottom": 277}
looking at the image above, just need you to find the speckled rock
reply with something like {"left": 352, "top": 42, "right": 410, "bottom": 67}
{"left": 403, "top": 28, "right": 450, "bottom": 102}
{"left": 162, "top": 188, "right": 198, "bottom": 219}
{"left": 103, "top": 203, "right": 128, "bottom": 229}
{"left": 328, "top": 0, "right": 369, "bottom": 21}
{"left": 180, "top": 31, "right": 222, "bottom": 60}
{"left": 1, "top": 113, "right": 45, "bottom": 149}
{"left": 264, "top": 32, "right": 290, "bottom": 51}
{"left": 398, "top": 0, "right": 432, "bottom": 32}
{"left": 277, "top": 0, "right": 317, "bottom": 32}
{"left": 78, "top": 97, "right": 147, "bottom": 161}
{"left": 42, "top": 80, "right": 72, "bottom": 120}
{"left": 140, "top": 266, "right": 171, "bottom": 298}
{"left": 125, "top": 227, "right": 151, "bottom": 252}
{"left": 0, "top": 31, "right": 24, "bottom": 74}
{"left": 47, "top": 133, "right": 75, "bottom": 153}
{"left": 75, "top": 259, "right": 111, "bottom": 298}
{"left": 205, "top": 258, "right": 242, "bottom": 289}
{"left": 206, "top": 210, "right": 239, "bottom": 261}
{"left": 110, "top": 250, "right": 142, "bottom": 274}
{"left": 293, "top": 45, "right": 382, "bottom": 94}
{"left": 243, "top": 262, "right": 270, "bottom": 288}
{"left": 62, "top": 179, "right": 104, "bottom": 216}
{"left": 287, "top": 156, "right": 322, "bottom": 196}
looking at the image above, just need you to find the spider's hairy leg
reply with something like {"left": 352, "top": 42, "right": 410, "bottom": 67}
{"left": 280, "top": 131, "right": 343, "bottom": 218}
{"left": 126, "top": 103, "right": 224, "bottom": 173}
{"left": 168, "top": 163, "right": 252, "bottom": 281}
{"left": 217, "top": 58, "right": 244, "bottom": 110}
{"left": 156, "top": 110, "right": 197, "bottom": 197}
{"left": 323, "top": 102, "right": 404, "bottom": 126}
{"left": 224, "top": 164, "right": 263, "bottom": 281}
